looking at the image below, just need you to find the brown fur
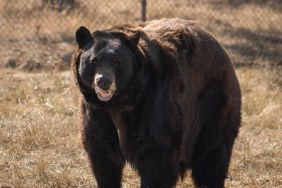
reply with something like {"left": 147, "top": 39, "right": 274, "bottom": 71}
{"left": 72, "top": 18, "right": 241, "bottom": 188}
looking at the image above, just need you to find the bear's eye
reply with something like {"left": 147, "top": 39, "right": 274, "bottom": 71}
{"left": 113, "top": 61, "right": 121, "bottom": 68}
{"left": 91, "top": 56, "right": 100, "bottom": 64}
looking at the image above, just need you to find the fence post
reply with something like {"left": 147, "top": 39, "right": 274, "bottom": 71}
{"left": 140, "top": 0, "right": 146, "bottom": 22}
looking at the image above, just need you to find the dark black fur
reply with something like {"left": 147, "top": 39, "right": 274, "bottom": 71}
{"left": 72, "top": 18, "right": 241, "bottom": 188}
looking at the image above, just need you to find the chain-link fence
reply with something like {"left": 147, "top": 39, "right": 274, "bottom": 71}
{"left": 0, "top": 0, "right": 281, "bottom": 71}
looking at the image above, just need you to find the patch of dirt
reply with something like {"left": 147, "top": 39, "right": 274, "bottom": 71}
{"left": 1, "top": 38, "right": 75, "bottom": 72}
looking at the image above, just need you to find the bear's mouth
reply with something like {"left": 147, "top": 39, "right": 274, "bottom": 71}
{"left": 95, "top": 86, "right": 115, "bottom": 102}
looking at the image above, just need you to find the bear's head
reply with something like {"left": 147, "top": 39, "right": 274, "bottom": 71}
{"left": 74, "top": 26, "right": 141, "bottom": 102}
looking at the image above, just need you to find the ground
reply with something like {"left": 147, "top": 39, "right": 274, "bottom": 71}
{"left": 0, "top": 66, "right": 281, "bottom": 187}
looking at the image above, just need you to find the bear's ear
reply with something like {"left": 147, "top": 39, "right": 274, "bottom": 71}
{"left": 75, "top": 26, "right": 93, "bottom": 48}
{"left": 128, "top": 31, "right": 141, "bottom": 49}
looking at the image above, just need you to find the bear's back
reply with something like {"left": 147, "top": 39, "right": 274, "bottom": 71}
{"left": 141, "top": 18, "right": 197, "bottom": 33}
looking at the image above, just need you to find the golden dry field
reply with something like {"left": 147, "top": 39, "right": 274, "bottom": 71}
{"left": 0, "top": 0, "right": 281, "bottom": 187}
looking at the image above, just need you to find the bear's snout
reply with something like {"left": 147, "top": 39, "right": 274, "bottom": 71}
{"left": 96, "top": 77, "right": 112, "bottom": 90}
{"left": 94, "top": 73, "right": 116, "bottom": 102}
{"left": 94, "top": 72, "right": 114, "bottom": 90}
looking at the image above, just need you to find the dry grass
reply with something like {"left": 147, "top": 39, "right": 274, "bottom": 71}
{"left": 0, "top": 67, "right": 281, "bottom": 187}
{"left": 0, "top": 0, "right": 281, "bottom": 187}
{"left": 0, "top": 0, "right": 281, "bottom": 69}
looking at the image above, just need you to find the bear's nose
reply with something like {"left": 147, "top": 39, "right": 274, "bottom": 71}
{"left": 96, "top": 77, "right": 111, "bottom": 90}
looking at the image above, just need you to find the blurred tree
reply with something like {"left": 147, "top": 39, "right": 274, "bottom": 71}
{"left": 41, "top": 0, "right": 76, "bottom": 11}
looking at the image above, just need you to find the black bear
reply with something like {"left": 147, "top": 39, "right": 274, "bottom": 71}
{"left": 72, "top": 18, "right": 241, "bottom": 188}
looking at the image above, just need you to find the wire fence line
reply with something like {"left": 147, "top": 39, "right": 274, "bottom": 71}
{"left": 0, "top": 0, "right": 281, "bottom": 70}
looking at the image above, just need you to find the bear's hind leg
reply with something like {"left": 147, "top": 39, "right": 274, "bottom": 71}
{"left": 135, "top": 149, "right": 179, "bottom": 188}
{"left": 191, "top": 144, "right": 230, "bottom": 188}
